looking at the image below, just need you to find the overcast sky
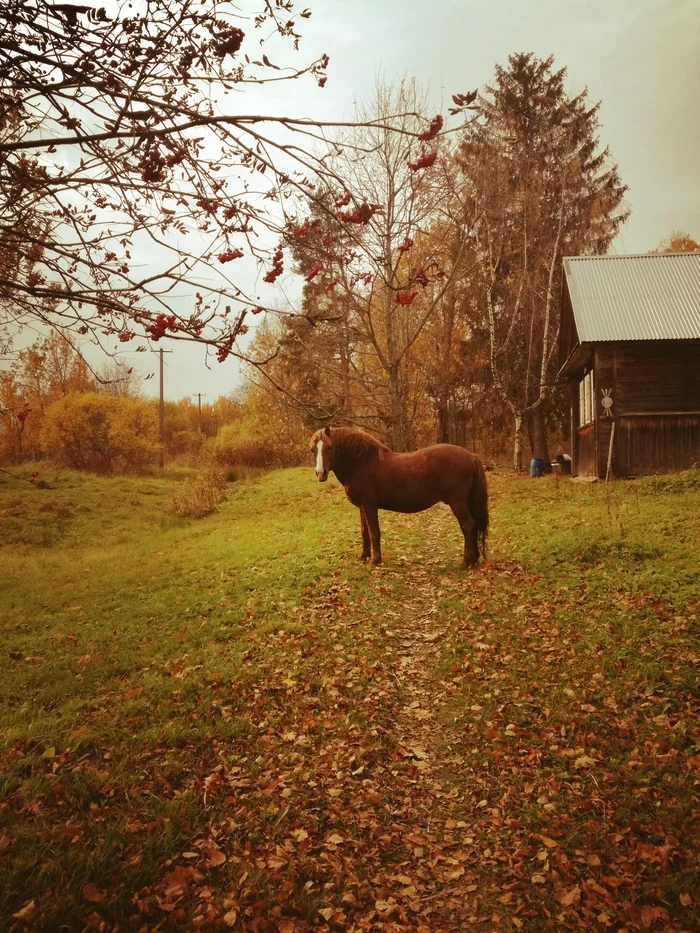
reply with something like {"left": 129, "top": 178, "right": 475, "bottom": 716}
{"left": 137, "top": 0, "right": 700, "bottom": 402}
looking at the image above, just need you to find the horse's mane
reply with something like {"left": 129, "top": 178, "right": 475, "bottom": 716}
{"left": 332, "top": 427, "right": 389, "bottom": 462}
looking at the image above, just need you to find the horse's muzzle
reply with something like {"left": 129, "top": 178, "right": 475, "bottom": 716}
{"left": 316, "top": 470, "right": 328, "bottom": 482}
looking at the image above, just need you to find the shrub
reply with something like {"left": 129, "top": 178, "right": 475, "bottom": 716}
{"left": 210, "top": 418, "right": 303, "bottom": 469}
{"left": 166, "top": 467, "right": 227, "bottom": 518}
{"left": 40, "top": 392, "right": 160, "bottom": 473}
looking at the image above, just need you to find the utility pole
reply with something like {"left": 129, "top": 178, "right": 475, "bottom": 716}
{"left": 194, "top": 393, "right": 206, "bottom": 434}
{"left": 159, "top": 347, "right": 172, "bottom": 469}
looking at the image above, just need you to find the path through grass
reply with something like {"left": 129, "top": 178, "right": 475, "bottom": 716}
{"left": 1, "top": 466, "right": 698, "bottom": 931}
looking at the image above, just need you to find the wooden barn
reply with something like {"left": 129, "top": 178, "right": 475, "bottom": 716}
{"left": 559, "top": 252, "right": 700, "bottom": 478}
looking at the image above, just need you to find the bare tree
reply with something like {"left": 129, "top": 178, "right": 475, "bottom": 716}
{"left": 280, "top": 80, "right": 478, "bottom": 449}
{"left": 0, "top": 0, "right": 439, "bottom": 367}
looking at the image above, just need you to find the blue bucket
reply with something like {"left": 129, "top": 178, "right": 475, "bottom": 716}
{"left": 530, "top": 457, "right": 547, "bottom": 478}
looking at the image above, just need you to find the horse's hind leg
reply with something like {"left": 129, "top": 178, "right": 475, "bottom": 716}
{"left": 362, "top": 505, "right": 382, "bottom": 566}
{"left": 449, "top": 500, "right": 479, "bottom": 567}
{"left": 359, "top": 507, "right": 371, "bottom": 562}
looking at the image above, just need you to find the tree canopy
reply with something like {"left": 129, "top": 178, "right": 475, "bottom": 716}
{"left": 0, "top": 0, "right": 446, "bottom": 365}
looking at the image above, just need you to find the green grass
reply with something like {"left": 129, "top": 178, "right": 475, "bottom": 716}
{"left": 432, "top": 469, "right": 700, "bottom": 931}
{"left": 1, "top": 464, "right": 698, "bottom": 930}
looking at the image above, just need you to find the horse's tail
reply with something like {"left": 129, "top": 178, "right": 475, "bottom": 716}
{"left": 469, "top": 457, "right": 489, "bottom": 560}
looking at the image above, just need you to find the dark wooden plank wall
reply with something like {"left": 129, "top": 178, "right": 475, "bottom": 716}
{"left": 614, "top": 344, "right": 700, "bottom": 413}
{"left": 613, "top": 343, "right": 700, "bottom": 475}
{"left": 617, "top": 415, "right": 700, "bottom": 475}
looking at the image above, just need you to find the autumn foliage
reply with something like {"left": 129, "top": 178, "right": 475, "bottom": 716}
{"left": 40, "top": 393, "right": 160, "bottom": 474}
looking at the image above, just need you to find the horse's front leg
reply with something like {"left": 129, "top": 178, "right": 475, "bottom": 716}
{"left": 363, "top": 505, "right": 382, "bottom": 566}
{"left": 359, "top": 507, "right": 371, "bottom": 562}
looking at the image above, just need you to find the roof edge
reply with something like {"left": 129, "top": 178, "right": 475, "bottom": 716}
{"left": 564, "top": 251, "right": 700, "bottom": 261}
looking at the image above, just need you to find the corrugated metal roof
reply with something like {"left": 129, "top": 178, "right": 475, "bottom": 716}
{"left": 564, "top": 252, "right": 700, "bottom": 342}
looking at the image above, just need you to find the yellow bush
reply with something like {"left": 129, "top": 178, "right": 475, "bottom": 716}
{"left": 210, "top": 416, "right": 304, "bottom": 469}
{"left": 40, "top": 392, "right": 160, "bottom": 473}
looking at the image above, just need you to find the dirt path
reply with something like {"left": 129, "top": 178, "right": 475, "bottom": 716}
{"left": 359, "top": 510, "right": 509, "bottom": 930}
{"left": 189, "top": 507, "right": 512, "bottom": 931}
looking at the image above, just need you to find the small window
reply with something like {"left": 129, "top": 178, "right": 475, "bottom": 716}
{"left": 578, "top": 369, "right": 595, "bottom": 427}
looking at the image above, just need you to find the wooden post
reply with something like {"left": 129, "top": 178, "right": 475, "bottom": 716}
{"left": 195, "top": 393, "right": 206, "bottom": 434}
{"left": 159, "top": 349, "right": 164, "bottom": 469}
{"left": 158, "top": 348, "right": 172, "bottom": 469}
{"left": 605, "top": 420, "right": 616, "bottom": 483}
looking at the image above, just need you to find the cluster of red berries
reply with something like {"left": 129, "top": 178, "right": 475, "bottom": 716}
{"left": 197, "top": 198, "right": 220, "bottom": 216}
{"left": 118, "top": 331, "right": 135, "bottom": 343}
{"left": 398, "top": 237, "right": 414, "bottom": 254}
{"left": 411, "top": 267, "right": 429, "bottom": 287}
{"left": 338, "top": 203, "right": 381, "bottom": 225}
{"left": 140, "top": 146, "right": 167, "bottom": 183}
{"left": 145, "top": 313, "right": 178, "bottom": 341}
{"left": 292, "top": 218, "right": 313, "bottom": 238}
{"left": 335, "top": 192, "right": 351, "bottom": 208}
{"left": 305, "top": 263, "right": 324, "bottom": 282}
{"left": 417, "top": 115, "right": 444, "bottom": 142}
{"left": 212, "top": 26, "right": 244, "bottom": 58}
{"left": 395, "top": 291, "right": 418, "bottom": 306}
{"left": 408, "top": 151, "right": 438, "bottom": 172}
{"left": 263, "top": 247, "right": 284, "bottom": 284}
{"left": 218, "top": 248, "right": 244, "bottom": 263}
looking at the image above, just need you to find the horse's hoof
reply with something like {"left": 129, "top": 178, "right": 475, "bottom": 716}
{"left": 360, "top": 553, "right": 370, "bottom": 563}
{"left": 370, "top": 556, "right": 382, "bottom": 566}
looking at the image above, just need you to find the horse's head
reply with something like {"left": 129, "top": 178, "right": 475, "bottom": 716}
{"left": 310, "top": 426, "right": 333, "bottom": 482}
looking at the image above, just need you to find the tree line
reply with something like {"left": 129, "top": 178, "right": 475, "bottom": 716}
{"left": 245, "top": 55, "right": 630, "bottom": 467}
{"left": 2, "top": 0, "right": 695, "bottom": 468}
{"left": 0, "top": 330, "right": 253, "bottom": 470}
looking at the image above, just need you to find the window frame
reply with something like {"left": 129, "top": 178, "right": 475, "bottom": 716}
{"left": 578, "top": 369, "right": 595, "bottom": 428}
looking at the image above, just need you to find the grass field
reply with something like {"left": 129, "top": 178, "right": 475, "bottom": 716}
{"left": 1, "top": 464, "right": 698, "bottom": 931}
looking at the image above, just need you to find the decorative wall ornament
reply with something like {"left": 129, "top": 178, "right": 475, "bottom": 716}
{"left": 601, "top": 388, "right": 614, "bottom": 417}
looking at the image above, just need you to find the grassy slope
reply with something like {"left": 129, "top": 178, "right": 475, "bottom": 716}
{"left": 0, "top": 466, "right": 698, "bottom": 931}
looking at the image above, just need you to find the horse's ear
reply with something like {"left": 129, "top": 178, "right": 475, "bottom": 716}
{"left": 324, "top": 425, "right": 331, "bottom": 437}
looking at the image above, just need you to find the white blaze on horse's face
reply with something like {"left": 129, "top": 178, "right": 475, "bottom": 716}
{"left": 315, "top": 439, "right": 328, "bottom": 482}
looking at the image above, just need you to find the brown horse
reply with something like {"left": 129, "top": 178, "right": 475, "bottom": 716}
{"left": 310, "top": 426, "right": 488, "bottom": 567}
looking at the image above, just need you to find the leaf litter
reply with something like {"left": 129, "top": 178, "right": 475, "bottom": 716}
{"left": 2, "top": 475, "right": 698, "bottom": 930}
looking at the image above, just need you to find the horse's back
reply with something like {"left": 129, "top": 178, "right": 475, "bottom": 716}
{"left": 375, "top": 443, "right": 480, "bottom": 512}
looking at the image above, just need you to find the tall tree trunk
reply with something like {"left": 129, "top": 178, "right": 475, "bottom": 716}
{"left": 387, "top": 367, "right": 412, "bottom": 450}
{"left": 528, "top": 406, "right": 550, "bottom": 462}
{"left": 435, "top": 394, "right": 450, "bottom": 443}
{"left": 513, "top": 412, "right": 523, "bottom": 472}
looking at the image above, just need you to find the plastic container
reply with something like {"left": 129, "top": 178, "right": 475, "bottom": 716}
{"left": 530, "top": 457, "right": 547, "bottom": 477}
